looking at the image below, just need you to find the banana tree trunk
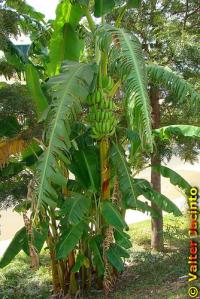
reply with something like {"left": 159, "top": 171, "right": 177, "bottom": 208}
{"left": 100, "top": 138, "right": 114, "bottom": 295}
{"left": 100, "top": 138, "right": 110, "bottom": 200}
{"left": 24, "top": 179, "right": 40, "bottom": 269}
{"left": 150, "top": 85, "right": 164, "bottom": 252}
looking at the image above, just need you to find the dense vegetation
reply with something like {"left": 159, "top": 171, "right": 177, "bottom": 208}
{"left": 0, "top": 0, "right": 199, "bottom": 298}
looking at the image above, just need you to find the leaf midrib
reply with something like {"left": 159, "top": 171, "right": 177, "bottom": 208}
{"left": 38, "top": 64, "right": 84, "bottom": 206}
{"left": 114, "top": 144, "right": 138, "bottom": 208}
{"left": 119, "top": 29, "right": 152, "bottom": 148}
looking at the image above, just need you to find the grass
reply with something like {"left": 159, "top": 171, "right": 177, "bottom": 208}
{"left": 0, "top": 214, "right": 199, "bottom": 299}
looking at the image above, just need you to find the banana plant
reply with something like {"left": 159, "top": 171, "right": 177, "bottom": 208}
{"left": 1, "top": 1, "right": 200, "bottom": 298}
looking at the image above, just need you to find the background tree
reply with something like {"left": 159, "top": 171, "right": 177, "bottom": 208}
{"left": 107, "top": 0, "right": 200, "bottom": 251}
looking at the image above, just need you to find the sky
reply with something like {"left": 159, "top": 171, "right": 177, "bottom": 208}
{"left": 14, "top": 0, "right": 59, "bottom": 44}
{"left": 27, "top": 0, "right": 59, "bottom": 20}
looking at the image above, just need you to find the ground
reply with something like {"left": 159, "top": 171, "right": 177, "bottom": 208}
{"left": 0, "top": 214, "right": 199, "bottom": 299}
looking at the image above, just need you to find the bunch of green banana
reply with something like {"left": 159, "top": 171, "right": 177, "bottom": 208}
{"left": 86, "top": 89, "right": 104, "bottom": 106}
{"left": 91, "top": 115, "right": 118, "bottom": 139}
{"left": 102, "top": 76, "right": 114, "bottom": 93}
{"left": 87, "top": 88, "right": 118, "bottom": 139}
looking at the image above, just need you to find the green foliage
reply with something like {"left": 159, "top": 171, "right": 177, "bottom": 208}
{"left": 147, "top": 65, "right": 200, "bottom": 108}
{"left": 152, "top": 165, "right": 191, "bottom": 193}
{"left": 127, "top": 0, "right": 141, "bottom": 8}
{"left": 133, "top": 179, "right": 182, "bottom": 216}
{"left": 94, "top": 0, "right": 116, "bottom": 17}
{"left": 107, "top": 243, "right": 129, "bottom": 272}
{"left": 36, "top": 61, "right": 96, "bottom": 208}
{"left": 97, "top": 25, "right": 153, "bottom": 151}
{"left": 56, "top": 221, "right": 85, "bottom": 260}
{"left": 114, "top": 229, "right": 132, "bottom": 249}
{"left": 25, "top": 63, "right": 48, "bottom": 117}
{"left": 69, "top": 145, "right": 100, "bottom": 192}
{"left": 0, "top": 116, "right": 21, "bottom": 138}
{"left": 89, "top": 236, "right": 104, "bottom": 276}
{"left": 71, "top": 253, "right": 86, "bottom": 273}
{"left": 47, "top": 1, "right": 83, "bottom": 76}
{"left": 110, "top": 143, "right": 154, "bottom": 214}
{"left": 101, "top": 200, "right": 128, "bottom": 229}
{"left": 60, "top": 194, "right": 91, "bottom": 225}
{"left": 63, "top": 23, "right": 84, "bottom": 61}
{"left": 5, "top": 0, "right": 44, "bottom": 21}
{"left": 0, "top": 227, "right": 28, "bottom": 268}
{"left": 154, "top": 125, "right": 200, "bottom": 140}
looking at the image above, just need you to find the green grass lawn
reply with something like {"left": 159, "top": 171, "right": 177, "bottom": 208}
{"left": 0, "top": 214, "right": 199, "bottom": 299}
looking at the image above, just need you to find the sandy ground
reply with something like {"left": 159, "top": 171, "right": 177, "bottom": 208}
{"left": 0, "top": 155, "right": 199, "bottom": 256}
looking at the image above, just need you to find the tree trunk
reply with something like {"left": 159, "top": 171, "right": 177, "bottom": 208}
{"left": 99, "top": 138, "right": 116, "bottom": 295}
{"left": 150, "top": 86, "right": 164, "bottom": 252}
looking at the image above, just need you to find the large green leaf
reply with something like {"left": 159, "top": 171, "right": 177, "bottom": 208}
{"left": 0, "top": 227, "right": 27, "bottom": 267}
{"left": 154, "top": 125, "right": 200, "bottom": 140}
{"left": 36, "top": 61, "right": 96, "bottom": 209}
{"left": 32, "top": 222, "right": 49, "bottom": 253}
{"left": 94, "top": 0, "right": 115, "bottom": 17}
{"left": 152, "top": 165, "right": 191, "bottom": 193}
{"left": 47, "top": 2, "right": 83, "bottom": 76}
{"left": 110, "top": 143, "right": 156, "bottom": 215}
{"left": 133, "top": 179, "right": 182, "bottom": 216}
{"left": 101, "top": 200, "right": 128, "bottom": 229}
{"left": 69, "top": 146, "right": 100, "bottom": 192}
{"left": 63, "top": 23, "right": 83, "bottom": 62}
{"left": 25, "top": 63, "right": 48, "bottom": 117}
{"left": 114, "top": 228, "right": 132, "bottom": 249}
{"left": 107, "top": 244, "right": 128, "bottom": 272}
{"left": 56, "top": 221, "right": 84, "bottom": 260}
{"left": 89, "top": 236, "right": 104, "bottom": 276}
{"left": 97, "top": 25, "right": 153, "bottom": 151}
{"left": 60, "top": 194, "right": 91, "bottom": 225}
{"left": 147, "top": 65, "right": 200, "bottom": 108}
{"left": 71, "top": 253, "right": 86, "bottom": 273}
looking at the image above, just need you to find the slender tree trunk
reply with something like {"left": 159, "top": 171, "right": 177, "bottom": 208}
{"left": 24, "top": 179, "right": 40, "bottom": 269}
{"left": 99, "top": 138, "right": 116, "bottom": 295}
{"left": 47, "top": 232, "right": 61, "bottom": 295}
{"left": 150, "top": 86, "right": 164, "bottom": 252}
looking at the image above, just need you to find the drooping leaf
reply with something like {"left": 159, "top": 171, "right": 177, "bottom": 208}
{"left": 101, "top": 200, "right": 128, "bottom": 230}
{"left": 107, "top": 244, "right": 126, "bottom": 272}
{"left": 110, "top": 143, "right": 156, "bottom": 215}
{"left": 114, "top": 228, "right": 132, "bottom": 249}
{"left": 71, "top": 253, "right": 89, "bottom": 273}
{"left": 56, "top": 221, "right": 84, "bottom": 260}
{"left": 94, "top": 0, "right": 115, "bottom": 17}
{"left": 32, "top": 222, "right": 49, "bottom": 253}
{"left": 60, "top": 194, "right": 91, "bottom": 225}
{"left": 133, "top": 179, "right": 182, "bottom": 216}
{"left": 97, "top": 25, "right": 153, "bottom": 151}
{"left": 152, "top": 165, "right": 191, "bottom": 194}
{"left": 36, "top": 61, "right": 96, "bottom": 209}
{"left": 0, "top": 227, "right": 27, "bottom": 267}
{"left": 154, "top": 125, "right": 200, "bottom": 140}
{"left": 25, "top": 63, "right": 48, "bottom": 117}
{"left": 147, "top": 64, "right": 200, "bottom": 108}
{"left": 89, "top": 235, "right": 104, "bottom": 276}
